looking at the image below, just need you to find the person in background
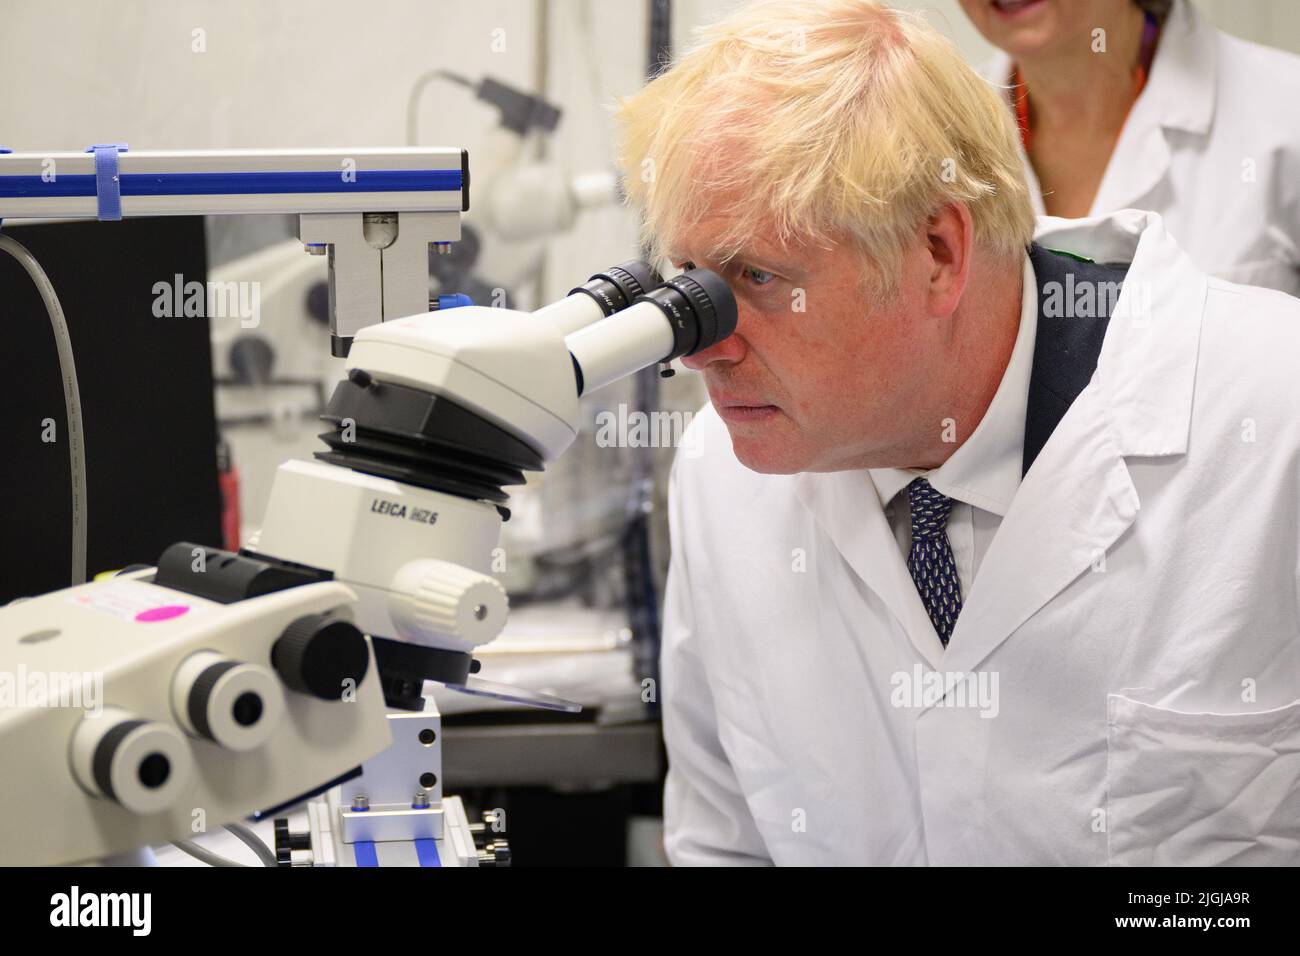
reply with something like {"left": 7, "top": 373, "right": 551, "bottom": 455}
{"left": 959, "top": 0, "right": 1300, "bottom": 295}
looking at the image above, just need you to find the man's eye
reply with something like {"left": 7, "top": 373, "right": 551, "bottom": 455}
{"left": 678, "top": 260, "right": 697, "bottom": 272}
{"left": 743, "top": 266, "right": 775, "bottom": 286}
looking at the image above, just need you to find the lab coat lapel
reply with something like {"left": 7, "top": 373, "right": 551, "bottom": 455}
{"left": 940, "top": 392, "right": 1138, "bottom": 676}
{"left": 1089, "top": 112, "right": 1171, "bottom": 216}
{"left": 793, "top": 470, "right": 947, "bottom": 669}
{"left": 943, "top": 213, "right": 1206, "bottom": 676}
{"left": 1090, "top": 0, "right": 1217, "bottom": 215}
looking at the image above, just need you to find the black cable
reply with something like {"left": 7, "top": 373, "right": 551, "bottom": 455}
{"left": 622, "top": 0, "right": 675, "bottom": 713}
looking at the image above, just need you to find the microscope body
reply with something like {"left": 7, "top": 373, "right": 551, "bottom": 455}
{"left": 0, "top": 572, "right": 390, "bottom": 866}
{"left": 0, "top": 258, "right": 735, "bottom": 865}
{"left": 0, "top": 302, "right": 577, "bottom": 866}
{"left": 252, "top": 303, "right": 584, "bottom": 666}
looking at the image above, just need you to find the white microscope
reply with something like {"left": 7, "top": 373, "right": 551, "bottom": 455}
{"left": 0, "top": 145, "right": 736, "bottom": 866}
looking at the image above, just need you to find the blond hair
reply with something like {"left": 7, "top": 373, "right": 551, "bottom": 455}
{"left": 616, "top": 0, "right": 1035, "bottom": 293}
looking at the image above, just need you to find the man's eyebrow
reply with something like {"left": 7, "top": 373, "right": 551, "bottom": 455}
{"left": 668, "top": 247, "right": 802, "bottom": 276}
{"left": 737, "top": 250, "right": 781, "bottom": 267}
{"left": 731, "top": 249, "right": 802, "bottom": 275}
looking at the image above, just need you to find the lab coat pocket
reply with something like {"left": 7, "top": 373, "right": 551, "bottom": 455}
{"left": 1106, "top": 693, "right": 1300, "bottom": 866}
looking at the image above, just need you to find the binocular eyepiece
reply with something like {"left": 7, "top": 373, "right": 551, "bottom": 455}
{"left": 560, "top": 260, "right": 738, "bottom": 396}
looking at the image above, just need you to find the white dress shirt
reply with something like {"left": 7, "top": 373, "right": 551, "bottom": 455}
{"left": 868, "top": 254, "right": 1038, "bottom": 601}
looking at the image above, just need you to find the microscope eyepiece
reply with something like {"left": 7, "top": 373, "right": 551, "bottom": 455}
{"left": 563, "top": 266, "right": 738, "bottom": 397}
{"left": 535, "top": 259, "right": 665, "bottom": 336}
{"left": 636, "top": 267, "right": 738, "bottom": 360}
{"left": 569, "top": 260, "right": 664, "bottom": 317}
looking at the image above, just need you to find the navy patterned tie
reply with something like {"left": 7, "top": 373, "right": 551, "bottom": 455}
{"left": 905, "top": 477, "right": 963, "bottom": 646}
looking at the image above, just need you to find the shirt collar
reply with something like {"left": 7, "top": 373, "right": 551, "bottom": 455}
{"left": 869, "top": 253, "right": 1038, "bottom": 516}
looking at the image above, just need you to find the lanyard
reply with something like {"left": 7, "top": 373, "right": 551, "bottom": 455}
{"left": 1012, "top": 10, "right": 1161, "bottom": 153}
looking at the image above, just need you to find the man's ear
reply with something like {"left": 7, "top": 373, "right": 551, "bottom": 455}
{"left": 924, "top": 202, "right": 974, "bottom": 318}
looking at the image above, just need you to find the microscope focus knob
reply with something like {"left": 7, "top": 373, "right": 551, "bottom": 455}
{"left": 171, "top": 650, "right": 286, "bottom": 751}
{"left": 69, "top": 707, "right": 194, "bottom": 815}
{"left": 389, "top": 559, "right": 508, "bottom": 652}
{"left": 272, "top": 614, "right": 370, "bottom": 701}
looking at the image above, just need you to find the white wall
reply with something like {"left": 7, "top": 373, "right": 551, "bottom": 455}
{"left": 0, "top": 0, "right": 540, "bottom": 148}
{"left": 1195, "top": 0, "right": 1300, "bottom": 51}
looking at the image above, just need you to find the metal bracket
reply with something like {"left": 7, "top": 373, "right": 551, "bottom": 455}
{"left": 300, "top": 210, "right": 460, "bottom": 355}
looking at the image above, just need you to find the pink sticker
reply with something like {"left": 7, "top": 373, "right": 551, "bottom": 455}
{"left": 135, "top": 605, "right": 190, "bottom": 622}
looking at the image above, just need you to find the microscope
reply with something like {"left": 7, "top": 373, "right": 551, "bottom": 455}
{"left": 0, "top": 146, "right": 736, "bottom": 866}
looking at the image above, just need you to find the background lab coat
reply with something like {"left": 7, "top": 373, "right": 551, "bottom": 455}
{"left": 983, "top": 0, "right": 1300, "bottom": 296}
{"left": 661, "top": 210, "right": 1300, "bottom": 865}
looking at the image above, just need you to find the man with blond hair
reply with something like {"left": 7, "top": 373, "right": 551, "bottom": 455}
{"left": 618, "top": 0, "right": 1300, "bottom": 866}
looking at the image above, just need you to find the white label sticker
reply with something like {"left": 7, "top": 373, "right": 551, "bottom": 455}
{"left": 68, "top": 580, "right": 204, "bottom": 624}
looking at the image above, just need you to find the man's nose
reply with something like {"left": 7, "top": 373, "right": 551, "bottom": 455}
{"left": 681, "top": 301, "right": 749, "bottom": 370}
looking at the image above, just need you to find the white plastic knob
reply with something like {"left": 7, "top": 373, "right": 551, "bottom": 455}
{"left": 69, "top": 707, "right": 194, "bottom": 815}
{"left": 170, "top": 650, "right": 286, "bottom": 751}
{"left": 388, "top": 559, "right": 508, "bottom": 652}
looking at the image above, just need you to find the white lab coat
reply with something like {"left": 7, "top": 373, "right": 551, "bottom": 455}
{"left": 660, "top": 209, "right": 1300, "bottom": 865}
{"left": 982, "top": 0, "right": 1300, "bottom": 296}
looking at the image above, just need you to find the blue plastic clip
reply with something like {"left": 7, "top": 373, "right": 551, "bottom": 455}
{"left": 0, "top": 147, "right": 8, "bottom": 228}
{"left": 0, "top": 147, "right": 10, "bottom": 228}
{"left": 84, "top": 143, "right": 129, "bottom": 221}
{"left": 436, "top": 293, "right": 474, "bottom": 310}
